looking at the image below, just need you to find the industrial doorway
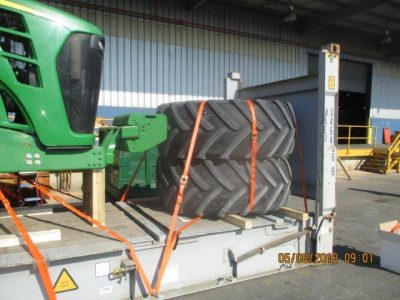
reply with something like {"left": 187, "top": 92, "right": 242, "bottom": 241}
{"left": 308, "top": 55, "right": 372, "bottom": 144}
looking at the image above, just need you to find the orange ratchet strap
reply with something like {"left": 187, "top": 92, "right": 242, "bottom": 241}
{"left": 0, "top": 190, "right": 56, "bottom": 300}
{"left": 30, "top": 182, "right": 153, "bottom": 295}
{"left": 169, "top": 215, "right": 202, "bottom": 251}
{"left": 1, "top": 188, "right": 20, "bottom": 200}
{"left": 153, "top": 101, "right": 206, "bottom": 294}
{"left": 120, "top": 151, "right": 147, "bottom": 202}
{"left": 246, "top": 99, "right": 258, "bottom": 211}
{"left": 295, "top": 123, "right": 309, "bottom": 212}
{"left": 391, "top": 223, "right": 400, "bottom": 233}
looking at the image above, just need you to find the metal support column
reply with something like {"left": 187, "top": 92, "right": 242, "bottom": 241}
{"left": 315, "top": 44, "right": 339, "bottom": 253}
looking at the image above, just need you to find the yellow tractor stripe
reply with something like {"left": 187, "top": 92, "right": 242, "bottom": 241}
{"left": 0, "top": 0, "right": 45, "bottom": 17}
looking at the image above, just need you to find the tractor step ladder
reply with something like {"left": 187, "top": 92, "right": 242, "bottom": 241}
{"left": 363, "top": 132, "right": 400, "bottom": 174}
{"left": 16, "top": 172, "right": 43, "bottom": 205}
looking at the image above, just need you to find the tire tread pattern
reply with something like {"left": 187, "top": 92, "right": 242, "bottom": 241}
{"left": 157, "top": 99, "right": 296, "bottom": 160}
{"left": 158, "top": 157, "right": 291, "bottom": 217}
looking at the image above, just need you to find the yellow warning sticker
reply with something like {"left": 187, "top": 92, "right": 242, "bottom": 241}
{"left": 54, "top": 269, "right": 78, "bottom": 293}
{"left": 328, "top": 76, "right": 336, "bottom": 90}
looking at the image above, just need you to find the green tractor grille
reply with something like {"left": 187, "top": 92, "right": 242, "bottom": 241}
{"left": 0, "top": 8, "right": 26, "bottom": 32}
{"left": 0, "top": 9, "right": 40, "bottom": 88}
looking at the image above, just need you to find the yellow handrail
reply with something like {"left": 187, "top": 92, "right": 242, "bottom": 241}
{"left": 338, "top": 125, "right": 378, "bottom": 155}
{"left": 388, "top": 132, "right": 400, "bottom": 153}
{"left": 388, "top": 132, "right": 400, "bottom": 171}
{"left": 378, "top": 132, "right": 400, "bottom": 173}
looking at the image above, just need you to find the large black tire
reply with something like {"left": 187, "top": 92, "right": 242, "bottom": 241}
{"left": 158, "top": 157, "right": 291, "bottom": 217}
{"left": 157, "top": 99, "right": 295, "bottom": 160}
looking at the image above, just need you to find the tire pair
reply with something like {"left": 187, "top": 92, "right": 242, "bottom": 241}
{"left": 157, "top": 99, "right": 296, "bottom": 217}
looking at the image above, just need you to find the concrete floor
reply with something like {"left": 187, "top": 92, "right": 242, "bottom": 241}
{"left": 174, "top": 170, "right": 400, "bottom": 300}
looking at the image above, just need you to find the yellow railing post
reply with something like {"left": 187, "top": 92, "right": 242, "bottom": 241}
{"left": 338, "top": 125, "right": 378, "bottom": 157}
{"left": 347, "top": 126, "right": 351, "bottom": 155}
{"left": 386, "top": 150, "right": 391, "bottom": 174}
{"left": 367, "top": 118, "right": 372, "bottom": 144}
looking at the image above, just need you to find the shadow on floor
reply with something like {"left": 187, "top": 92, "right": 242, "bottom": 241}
{"left": 0, "top": 223, "right": 12, "bottom": 235}
{"left": 333, "top": 245, "right": 380, "bottom": 269}
{"left": 347, "top": 188, "right": 400, "bottom": 198}
{"left": 25, "top": 215, "right": 117, "bottom": 242}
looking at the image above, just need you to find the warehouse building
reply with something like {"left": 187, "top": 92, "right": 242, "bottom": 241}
{"left": 43, "top": 0, "right": 400, "bottom": 143}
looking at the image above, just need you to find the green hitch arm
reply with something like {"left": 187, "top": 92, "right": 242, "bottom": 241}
{"left": 101, "top": 114, "right": 167, "bottom": 165}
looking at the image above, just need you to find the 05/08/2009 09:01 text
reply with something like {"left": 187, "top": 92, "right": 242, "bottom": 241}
{"left": 278, "top": 252, "right": 374, "bottom": 264}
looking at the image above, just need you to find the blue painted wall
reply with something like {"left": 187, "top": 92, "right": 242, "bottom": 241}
{"left": 370, "top": 118, "right": 400, "bottom": 144}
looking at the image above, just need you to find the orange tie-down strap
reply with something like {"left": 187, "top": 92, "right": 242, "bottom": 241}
{"left": 1, "top": 188, "right": 20, "bottom": 200}
{"left": 246, "top": 99, "right": 258, "bottom": 212}
{"left": 30, "top": 182, "right": 154, "bottom": 295}
{"left": 0, "top": 190, "right": 56, "bottom": 300}
{"left": 153, "top": 101, "right": 206, "bottom": 294}
{"left": 120, "top": 151, "right": 147, "bottom": 203}
{"left": 295, "top": 123, "right": 309, "bottom": 213}
{"left": 391, "top": 223, "right": 400, "bottom": 233}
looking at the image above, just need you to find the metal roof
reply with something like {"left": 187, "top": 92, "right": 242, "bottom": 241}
{"left": 187, "top": 0, "right": 400, "bottom": 57}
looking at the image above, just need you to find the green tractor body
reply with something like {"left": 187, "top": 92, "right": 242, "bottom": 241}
{"left": 0, "top": 0, "right": 166, "bottom": 173}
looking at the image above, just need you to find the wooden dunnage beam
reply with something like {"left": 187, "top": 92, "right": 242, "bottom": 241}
{"left": 83, "top": 169, "right": 105, "bottom": 226}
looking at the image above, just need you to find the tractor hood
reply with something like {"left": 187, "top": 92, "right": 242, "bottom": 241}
{"left": 0, "top": 0, "right": 104, "bottom": 148}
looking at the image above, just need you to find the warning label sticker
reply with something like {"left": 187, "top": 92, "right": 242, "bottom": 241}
{"left": 328, "top": 76, "right": 336, "bottom": 90}
{"left": 54, "top": 269, "right": 78, "bottom": 293}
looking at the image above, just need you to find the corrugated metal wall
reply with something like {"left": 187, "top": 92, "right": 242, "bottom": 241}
{"left": 371, "top": 62, "right": 400, "bottom": 119}
{"left": 43, "top": 0, "right": 400, "bottom": 120}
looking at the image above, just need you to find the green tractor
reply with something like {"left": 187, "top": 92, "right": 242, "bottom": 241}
{"left": 0, "top": 0, "right": 166, "bottom": 174}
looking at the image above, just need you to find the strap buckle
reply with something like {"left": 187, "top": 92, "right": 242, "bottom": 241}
{"left": 180, "top": 175, "right": 189, "bottom": 186}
